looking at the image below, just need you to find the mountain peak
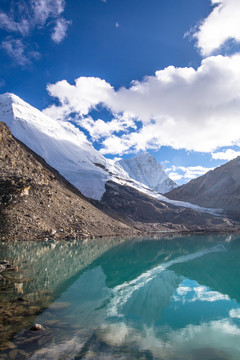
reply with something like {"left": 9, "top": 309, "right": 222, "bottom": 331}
{"left": 134, "top": 151, "right": 159, "bottom": 162}
{"left": 0, "top": 92, "right": 24, "bottom": 105}
{"left": 117, "top": 152, "right": 177, "bottom": 194}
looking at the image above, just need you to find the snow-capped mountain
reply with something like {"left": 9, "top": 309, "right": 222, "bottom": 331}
{"left": 117, "top": 152, "right": 177, "bottom": 194}
{"left": 0, "top": 93, "right": 111, "bottom": 199}
{"left": 0, "top": 93, "right": 220, "bottom": 214}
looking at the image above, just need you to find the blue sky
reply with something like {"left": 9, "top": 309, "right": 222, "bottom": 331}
{"left": 1, "top": 0, "right": 240, "bottom": 184}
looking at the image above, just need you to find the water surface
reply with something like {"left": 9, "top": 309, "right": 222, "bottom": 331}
{"left": 1, "top": 234, "right": 240, "bottom": 359}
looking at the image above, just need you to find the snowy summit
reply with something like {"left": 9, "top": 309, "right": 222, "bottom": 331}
{"left": 118, "top": 152, "right": 177, "bottom": 194}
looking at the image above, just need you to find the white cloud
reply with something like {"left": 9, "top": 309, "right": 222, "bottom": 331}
{"left": 0, "top": 0, "right": 68, "bottom": 34}
{"left": 229, "top": 308, "right": 240, "bottom": 319}
{"left": 212, "top": 148, "right": 240, "bottom": 160}
{"left": 51, "top": 17, "right": 71, "bottom": 43}
{"left": 31, "top": 0, "right": 65, "bottom": 25}
{"left": 1, "top": 38, "right": 40, "bottom": 66}
{"left": 0, "top": 11, "right": 30, "bottom": 35}
{"left": 44, "top": 54, "right": 240, "bottom": 155}
{"left": 168, "top": 172, "right": 184, "bottom": 181}
{"left": 194, "top": 0, "right": 240, "bottom": 56}
{"left": 174, "top": 282, "right": 230, "bottom": 303}
{"left": 44, "top": 77, "right": 115, "bottom": 117}
{"left": 77, "top": 113, "right": 136, "bottom": 141}
{"left": 99, "top": 135, "right": 131, "bottom": 155}
{"left": 0, "top": 0, "right": 70, "bottom": 64}
{"left": 166, "top": 165, "right": 214, "bottom": 182}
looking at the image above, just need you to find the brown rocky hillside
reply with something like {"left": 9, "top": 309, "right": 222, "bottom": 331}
{"left": 0, "top": 122, "right": 137, "bottom": 241}
{"left": 166, "top": 156, "right": 240, "bottom": 220}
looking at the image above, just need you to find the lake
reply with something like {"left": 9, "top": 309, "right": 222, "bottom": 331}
{"left": 1, "top": 233, "right": 240, "bottom": 359}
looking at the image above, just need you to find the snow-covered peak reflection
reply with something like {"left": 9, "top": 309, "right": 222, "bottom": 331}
{"left": 107, "top": 244, "right": 226, "bottom": 319}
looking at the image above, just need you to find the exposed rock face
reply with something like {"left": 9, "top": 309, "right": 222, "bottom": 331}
{"left": 96, "top": 181, "right": 239, "bottom": 233}
{"left": 0, "top": 122, "right": 137, "bottom": 241}
{"left": 166, "top": 157, "right": 240, "bottom": 219}
{"left": 117, "top": 152, "right": 177, "bottom": 194}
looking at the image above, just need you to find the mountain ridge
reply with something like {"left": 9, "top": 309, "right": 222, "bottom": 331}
{"left": 166, "top": 156, "right": 240, "bottom": 219}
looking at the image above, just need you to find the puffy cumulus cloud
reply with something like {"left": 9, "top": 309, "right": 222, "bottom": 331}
{"left": 173, "top": 281, "right": 230, "bottom": 303}
{"left": 77, "top": 113, "right": 136, "bottom": 142}
{"left": 0, "top": 0, "right": 70, "bottom": 64}
{"left": 100, "top": 122, "right": 169, "bottom": 155}
{"left": 99, "top": 135, "right": 131, "bottom": 155}
{"left": 212, "top": 148, "right": 240, "bottom": 160}
{"left": 44, "top": 54, "right": 240, "bottom": 156}
{"left": 194, "top": 0, "right": 240, "bottom": 56}
{"left": 167, "top": 172, "right": 184, "bottom": 182}
{"left": 165, "top": 165, "right": 214, "bottom": 182}
{"left": 229, "top": 309, "right": 240, "bottom": 319}
{"left": 44, "top": 77, "right": 114, "bottom": 117}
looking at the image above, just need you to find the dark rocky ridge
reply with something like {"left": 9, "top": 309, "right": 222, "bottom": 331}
{"left": 166, "top": 156, "right": 240, "bottom": 221}
{"left": 0, "top": 122, "right": 137, "bottom": 241}
{"left": 95, "top": 181, "right": 240, "bottom": 233}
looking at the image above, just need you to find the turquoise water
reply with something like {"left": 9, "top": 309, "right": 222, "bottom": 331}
{"left": 1, "top": 234, "right": 240, "bottom": 359}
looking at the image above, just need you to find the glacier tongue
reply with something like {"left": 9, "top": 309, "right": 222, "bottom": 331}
{"left": 117, "top": 152, "right": 177, "bottom": 194}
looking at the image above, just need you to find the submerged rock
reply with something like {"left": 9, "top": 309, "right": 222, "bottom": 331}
{"left": 30, "top": 323, "right": 44, "bottom": 332}
{"left": 0, "top": 260, "right": 10, "bottom": 266}
{"left": 0, "top": 260, "right": 16, "bottom": 273}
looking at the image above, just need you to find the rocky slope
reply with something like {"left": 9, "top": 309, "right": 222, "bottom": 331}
{"left": 0, "top": 122, "right": 137, "bottom": 241}
{"left": 117, "top": 152, "right": 177, "bottom": 194}
{"left": 94, "top": 181, "right": 240, "bottom": 233}
{"left": 166, "top": 156, "right": 240, "bottom": 219}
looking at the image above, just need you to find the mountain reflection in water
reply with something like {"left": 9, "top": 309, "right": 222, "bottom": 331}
{"left": 1, "top": 234, "right": 240, "bottom": 360}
